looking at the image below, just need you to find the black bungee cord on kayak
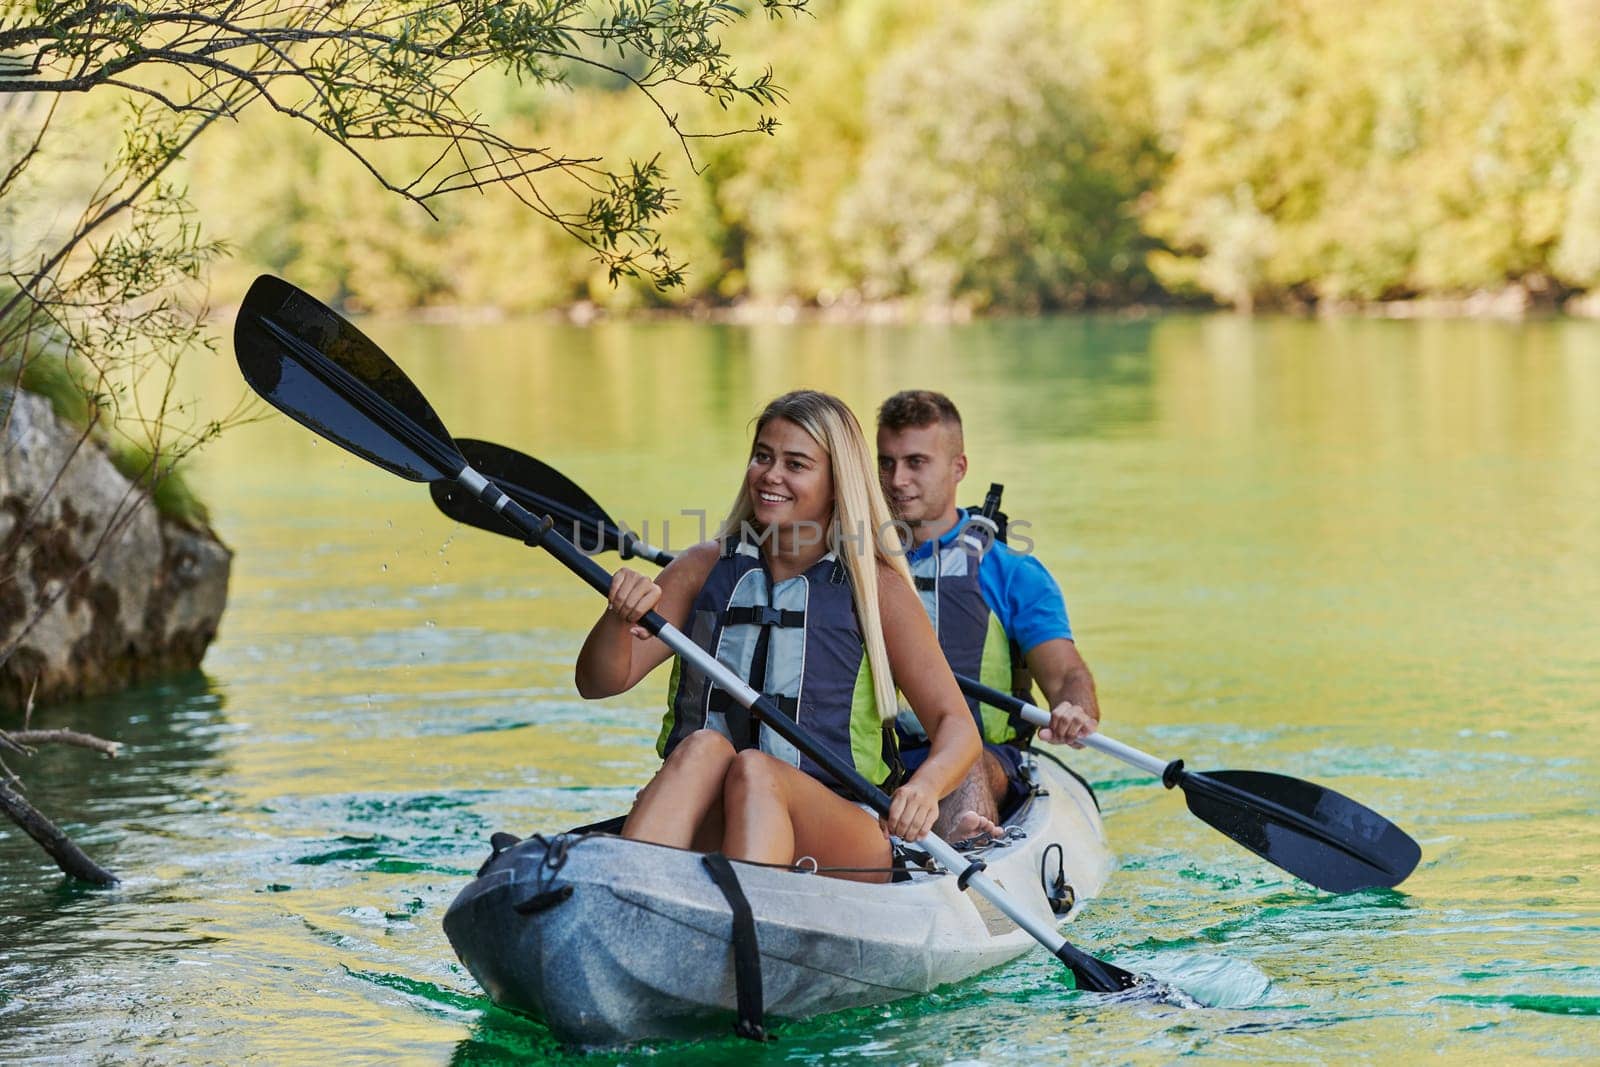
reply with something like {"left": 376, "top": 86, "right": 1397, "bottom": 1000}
{"left": 701, "top": 853, "right": 771, "bottom": 1040}
{"left": 509, "top": 834, "right": 576, "bottom": 917}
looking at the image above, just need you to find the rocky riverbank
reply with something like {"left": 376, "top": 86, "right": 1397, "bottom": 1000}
{"left": 0, "top": 389, "right": 231, "bottom": 711}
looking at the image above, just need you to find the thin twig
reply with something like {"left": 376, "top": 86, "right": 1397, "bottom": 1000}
{"left": 1, "top": 729, "right": 122, "bottom": 758}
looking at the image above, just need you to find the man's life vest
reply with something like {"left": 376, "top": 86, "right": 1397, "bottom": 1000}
{"left": 896, "top": 506, "right": 1036, "bottom": 747}
{"left": 658, "top": 537, "right": 900, "bottom": 788}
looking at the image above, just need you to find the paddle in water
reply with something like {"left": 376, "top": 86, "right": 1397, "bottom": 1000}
{"left": 951, "top": 677, "right": 1421, "bottom": 893}
{"left": 232, "top": 274, "right": 1143, "bottom": 996}
{"left": 430, "top": 435, "right": 1421, "bottom": 895}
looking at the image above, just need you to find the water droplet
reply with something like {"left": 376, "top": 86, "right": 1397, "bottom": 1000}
{"left": 380, "top": 563, "right": 388, "bottom": 572}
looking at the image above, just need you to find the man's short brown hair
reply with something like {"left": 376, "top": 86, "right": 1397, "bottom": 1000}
{"left": 877, "top": 390, "right": 964, "bottom": 450}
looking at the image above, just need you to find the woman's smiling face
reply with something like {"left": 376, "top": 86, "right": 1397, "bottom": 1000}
{"left": 747, "top": 416, "right": 834, "bottom": 534}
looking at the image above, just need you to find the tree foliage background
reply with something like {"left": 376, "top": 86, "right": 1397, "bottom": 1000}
{"left": 158, "top": 0, "right": 1600, "bottom": 314}
{"left": 8, "top": 0, "right": 1600, "bottom": 326}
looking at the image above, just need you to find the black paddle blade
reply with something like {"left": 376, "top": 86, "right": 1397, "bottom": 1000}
{"left": 1059, "top": 947, "right": 1144, "bottom": 995}
{"left": 1180, "top": 769, "right": 1421, "bottom": 893}
{"left": 430, "top": 439, "right": 623, "bottom": 550}
{"left": 234, "top": 275, "right": 463, "bottom": 482}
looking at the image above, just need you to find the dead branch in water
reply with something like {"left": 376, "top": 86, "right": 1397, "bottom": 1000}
{"left": 0, "top": 680, "right": 120, "bottom": 884}
{"left": 0, "top": 778, "right": 117, "bottom": 885}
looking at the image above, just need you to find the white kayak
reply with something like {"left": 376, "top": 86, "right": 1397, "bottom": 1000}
{"left": 443, "top": 754, "right": 1114, "bottom": 1047}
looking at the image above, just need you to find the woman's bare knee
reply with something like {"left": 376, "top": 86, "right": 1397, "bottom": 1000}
{"left": 723, "top": 748, "right": 786, "bottom": 803}
{"left": 641, "top": 729, "right": 733, "bottom": 794}
{"left": 673, "top": 728, "right": 736, "bottom": 765}
{"left": 721, "top": 751, "right": 812, "bottom": 867}
{"left": 623, "top": 730, "right": 736, "bottom": 847}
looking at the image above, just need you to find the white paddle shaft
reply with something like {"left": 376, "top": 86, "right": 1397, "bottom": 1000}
{"left": 1014, "top": 702, "right": 1171, "bottom": 778}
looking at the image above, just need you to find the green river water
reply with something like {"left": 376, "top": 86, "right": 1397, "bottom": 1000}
{"left": 2, "top": 314, "right": 1597, "bottom": 1063}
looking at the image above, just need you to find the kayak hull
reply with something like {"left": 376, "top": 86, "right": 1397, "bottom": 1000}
{"left": 443, "top": 757, "right": 1113, "bottom": 1046}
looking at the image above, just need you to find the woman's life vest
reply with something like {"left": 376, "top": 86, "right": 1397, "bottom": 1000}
{"left": 658, "top": 536, "right": 901, "bottom": 789}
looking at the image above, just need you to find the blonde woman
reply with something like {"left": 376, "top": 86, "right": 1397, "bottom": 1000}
{"left": 575, "top": 391, "right": 979, "bottom": 882}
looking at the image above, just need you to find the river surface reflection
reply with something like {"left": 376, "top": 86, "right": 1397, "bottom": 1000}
{"left": 2, "top": 313, "right": 1597, "bottom": 1061}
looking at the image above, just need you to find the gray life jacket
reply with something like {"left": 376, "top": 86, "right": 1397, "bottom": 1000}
{"left": 658, "top": 536, "right": 899, "bottom": 788}
{"left": 895, "top": 512, "right": 1035, "bottom": 747}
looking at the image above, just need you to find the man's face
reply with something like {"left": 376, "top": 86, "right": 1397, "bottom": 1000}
{"left": 877, "top": 422, "right": 967, "bottom": 527}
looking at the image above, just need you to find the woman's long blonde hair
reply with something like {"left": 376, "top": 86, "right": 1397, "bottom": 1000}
{"left": 723, "top": 391, "right": 912, "bottom": 723}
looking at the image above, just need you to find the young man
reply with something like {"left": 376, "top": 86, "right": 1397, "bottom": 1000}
{"left": 877, "top": 390, "right": 1100, "bottom": 837}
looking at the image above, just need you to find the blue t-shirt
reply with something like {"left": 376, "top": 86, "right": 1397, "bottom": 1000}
{"left": 903, "top": 509, "right": 1073, "bottom": 653}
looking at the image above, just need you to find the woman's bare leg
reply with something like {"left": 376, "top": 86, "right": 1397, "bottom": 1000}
{"left": 622, "top": 729, "right": 736, "bottom": 848}
{"left": 721, "top": 750, "right": 892, "bottom": 883}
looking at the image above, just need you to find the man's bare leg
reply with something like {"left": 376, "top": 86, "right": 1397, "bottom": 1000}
{"left": 934, "top": 749, "right": 1009, "bottom": 840}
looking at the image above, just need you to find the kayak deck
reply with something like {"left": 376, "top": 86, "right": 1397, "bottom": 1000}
{"left": 443, "top": 756, "right": 1113, "bottom": 1047}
